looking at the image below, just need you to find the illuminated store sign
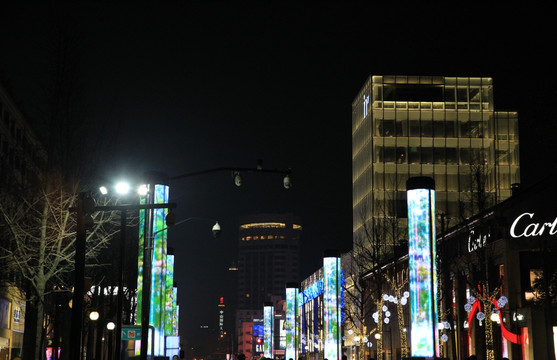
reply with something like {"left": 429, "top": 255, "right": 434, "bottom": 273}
{"left": 510, "top": 212, "right": 557, "bottom": 238}
{"left": 468, "top": 228, "right": 490, "bottom": 253}
{"left": 407, "top": 177, "right": 437, "bottom": 358}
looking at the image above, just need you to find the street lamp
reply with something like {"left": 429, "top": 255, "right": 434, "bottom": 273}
{"left": 74, "top": 161, "right": 289, "bottom": 360}
{"left": 69, "top": 183, "right": 177, "bottom": 360}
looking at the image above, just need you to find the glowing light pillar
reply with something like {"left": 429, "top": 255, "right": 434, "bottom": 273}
{"left": 286, "top": 283, "right": 299, "bottom": 360}
{"left": 406, "top": 177, "right": 438, "bottom": 358}
{"left": 263, "top": 302, "right": 274, "bottom": 359}
{"left": 323, "top": 250, "right": 341, "bottom": 360}
{"left": 165, "top": 251, "right": 176, "bottom": 336}
{"left": 137, "top": 172, "right": 170, "bottom": 358}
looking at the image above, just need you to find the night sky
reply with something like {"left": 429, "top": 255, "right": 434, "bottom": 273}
{"left": 1, "top": 2, "right": 555, "bottom": 350}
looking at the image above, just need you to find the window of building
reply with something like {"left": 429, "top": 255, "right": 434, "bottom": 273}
{"left": 444, "top": 120, "right": 456, "bottom": 137}
{"left": 421, "top": 147, "right": 433, "bottom": 164}
{"left": 444, "top": 87, "right": 455, "bottom": 102}
{"left": 396, "top": 147, "right": 406, "bottom": 163}
{"left": 457, "top": 88, "right": 468, "bottom": 103}
{"left": 381, "top": 120, "right": 395, "bottom": 137}
{"left": 422, "top": 120, "right": 433, "bottom": 137}
{"left": 409, "top": 147, "right": 420, "bottom": 163}
{"left": 433, "top": 147, "right": 445, "bottom": 164}
{"left": 460, "top": 148, "right": 470, "bottom": 164}
{"left": 469, "top": 87, "right": 480, "bottom": 102}
{"left": 525, "top": 269, "right": 542, "bottom": 301}
{"left": 446, "top": 148, "right": 457, "bottom": 164}
{"left": 409, "top": 120, "right": 420, "bottom": 137}
{"left": 433, "top": 121, "right": 444, "bottom": 137}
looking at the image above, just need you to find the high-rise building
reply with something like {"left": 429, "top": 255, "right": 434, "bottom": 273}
{"left": 235, "top": 213, "right": 301, "bottom": 355}
{"left": 352, "top": 75, "right": 520, "bottom": 250}
{"left": 236, "top": 213, "right": 302, "bottom": 310}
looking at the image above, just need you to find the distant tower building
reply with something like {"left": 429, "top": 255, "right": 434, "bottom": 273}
{"left": 235, "top": 213, "right": 302, "bottom": 355}
{"left": 352, "top": 75, "right": 520, "bottom": 251}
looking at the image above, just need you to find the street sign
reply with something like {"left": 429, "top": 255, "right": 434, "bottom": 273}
{"left": 122, "top": 326, "right": 142, "bottom": 340}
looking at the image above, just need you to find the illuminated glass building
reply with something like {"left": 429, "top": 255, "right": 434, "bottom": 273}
{"left": 352, "top": 75, "right": 520, "bottom": 249}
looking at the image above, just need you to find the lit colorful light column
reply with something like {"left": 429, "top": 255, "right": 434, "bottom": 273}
{"left": 406, "top": 176, "right": 438, "bottom": 358}
{"left": 285, "top": 283, "right": 299, "bottom": 360}
{"left": 323, "top": 250, "right": 341, "bottom": 360}
{"left": 264, "top": 302, "right": 274, "bottom": 359}
{"left": 137, "top": 179, "right": 170, "bottom": 356}
{"left": 165, "top": 250, "right": 177, "bottom": 337}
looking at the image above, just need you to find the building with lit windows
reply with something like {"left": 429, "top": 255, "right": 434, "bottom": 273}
{"left": 352, "top": 75, "right": 520, "bottom": 252}
{"left": 235, "top": 213, "right": 301, "bottom": 358}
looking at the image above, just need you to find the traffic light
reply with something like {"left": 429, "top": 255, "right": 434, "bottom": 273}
{"left": 256, "top": 338, "right": 263, "bottom": 344}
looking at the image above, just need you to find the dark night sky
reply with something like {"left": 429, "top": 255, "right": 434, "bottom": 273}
{"left": 1, "top": 2, "right": 555, "bottom": 349}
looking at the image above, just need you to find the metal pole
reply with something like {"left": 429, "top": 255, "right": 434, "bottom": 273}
{"left": 115, "top": 209, "right": 126, "bottom": 360}
{"left": 70, "top": 192, "right": 86, "bottom": 360}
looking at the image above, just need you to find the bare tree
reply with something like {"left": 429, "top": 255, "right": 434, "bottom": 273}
{"left": 346, "top": 195, "right": 407, "bottom": 360}
{"left": 0, "top": 176, "right": 121, "bottom": 359}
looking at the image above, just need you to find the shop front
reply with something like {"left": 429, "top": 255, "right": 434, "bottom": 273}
{"left": 439, "top": 176, "right": 557, "bottom": 360}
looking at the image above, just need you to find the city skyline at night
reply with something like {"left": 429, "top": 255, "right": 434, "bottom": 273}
{"left": 0, "top": 3, "right": 555, "bottom": 358}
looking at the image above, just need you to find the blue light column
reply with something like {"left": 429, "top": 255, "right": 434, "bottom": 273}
{"left": 264, "top": 302, "right": 274, "bottom": 359}
{"left": 323, "top": 250, "right": 341, "bottom": 360}
{"left": 406, "top": 176, "right": 438, "bottom": 358}
{"left": 285, "top": 283, "right": 299, "bottom": 360}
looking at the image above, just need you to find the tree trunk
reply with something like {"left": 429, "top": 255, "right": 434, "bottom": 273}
{"left": 22, "top": 301, "right": 38, "bottom": 360}
{"left": 35, "top": 295, "right": 45, "bottom": 360}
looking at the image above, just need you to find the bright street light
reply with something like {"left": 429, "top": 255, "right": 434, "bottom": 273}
{"left": 115, "top": 182, "right": 130, "bottom": 195}
{"left": 89, "top": 311, "right": 100, "bottom": 321}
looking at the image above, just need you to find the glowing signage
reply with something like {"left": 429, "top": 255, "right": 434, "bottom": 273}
{"left": 264, "top": 303, "right": 274, "bottom": 358}
{"left": 323, "top": 251, "right": 341, "bottom": 360}
{"left": 510, "top": 212, "right": 557, "bottom": 238}
{"left": 468, "top": 228, "right": 490, "bottom": 253}
{"left": 407, "top": 177, "right": 437, "bottom": 358}
{"left": 286, "top": 284, "right": 299, "bottom": 360}
{"left": 363, "top": 94, "right": 370, "bottom": 118}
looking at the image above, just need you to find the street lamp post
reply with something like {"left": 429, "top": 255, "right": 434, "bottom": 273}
{"left": 70, "top": 178, "right": 176, "bottom": 360}
{"left": 74, "top": 161, "right": 289, "bottom": 360}
{"left": 116, "top": 208, "right": 126, "bottom": 360}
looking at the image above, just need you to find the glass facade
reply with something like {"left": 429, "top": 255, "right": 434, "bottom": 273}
{"left": 352, "top": 75, "right": 520, "bottom": 247}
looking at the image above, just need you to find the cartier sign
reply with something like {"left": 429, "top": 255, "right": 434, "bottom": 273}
{"left": 510, "top": 212, "right": 557, "bottom": 239}
{"left": 468, "top": 228, "right": 490, "bottom": 253}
